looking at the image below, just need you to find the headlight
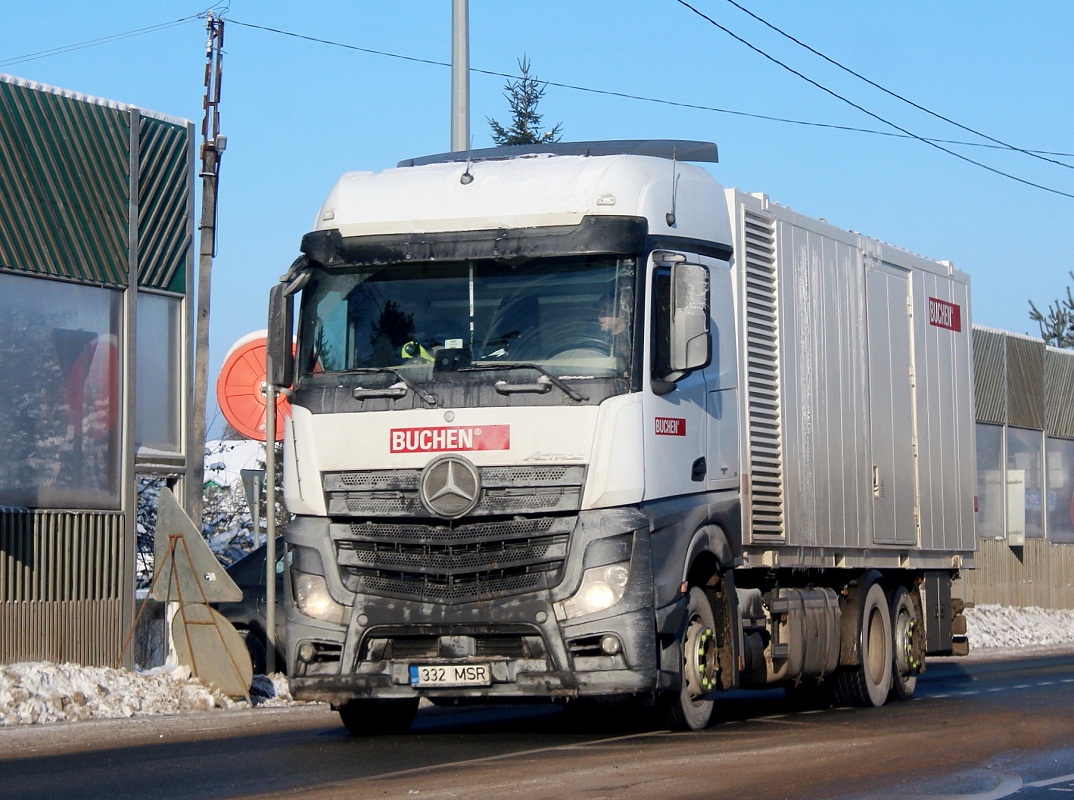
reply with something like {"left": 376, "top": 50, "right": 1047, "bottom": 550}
{"left": 293, "top": 571, "right": 347, "bottom": 624}
{"left": 554, "top": 562, "right": 630, "bottom": 621}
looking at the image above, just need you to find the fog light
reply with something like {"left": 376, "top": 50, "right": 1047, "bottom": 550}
{"left": 600, "top": 635, "right": 622, "bottom": 656}
{"left": 298, "top": 642, "right": 317, "bottom": 663}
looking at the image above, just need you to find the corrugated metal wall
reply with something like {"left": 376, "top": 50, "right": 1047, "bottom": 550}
{"left": 967, "top": 328, "right": 1074, "bottom": 609}
{"left": 0, "top": 78, "right": 129, "bottom": 285}
{"left": 0, "top": 510, "right": 126, "bottom": 664}
{"left": 137, "top": 115, "right": 191, "bottom": 293}
{"left": 958, "top": 538, "right": 1074, "bottom": 610}
{"left": 1046, "top": 348, "right": 1074, "bottom": 439}
{"left": 1007, "top": 336, "right": 1045, "bottom": 430}
{"left": 0, "top": 76, "right": 191, "bottom": 292}
{"left": 973, "top": 328, "right": 1007, "bottom": 424}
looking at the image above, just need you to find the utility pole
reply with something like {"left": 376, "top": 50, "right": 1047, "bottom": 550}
{"left": 450, "top": 0, "right": 469, "bottom": 152}
{"left": 190, "top": 13, "right": 226, "bottom": 523}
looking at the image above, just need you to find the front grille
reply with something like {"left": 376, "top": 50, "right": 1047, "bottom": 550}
{"left": 323, "top": 464, "right": 586, "bottom": 518}
{"left": 331, "top": 515, "right": 574, "bottom": 604}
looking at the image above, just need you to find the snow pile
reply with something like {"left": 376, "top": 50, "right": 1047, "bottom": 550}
{"left": 0, "top": 662, "right": 294, "bottom": 727}
{"left": 964, "top": 603, "right": 1074, "bottom": 649}
{"left": 0, "top": 662, "right": 223, "bottom": 726}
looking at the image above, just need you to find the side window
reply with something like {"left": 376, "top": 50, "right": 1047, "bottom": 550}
{"left": 709, "top": 263, "right": 736, "bottom": 389}
{"left": 650, "top": 267, "right": 672, "bottom": 383}
{"left": 650, "top": 259, "right": 710, "bottom": 391}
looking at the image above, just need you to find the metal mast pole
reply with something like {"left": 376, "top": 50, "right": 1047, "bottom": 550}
{"left": 450, "top": 0, "right": 470, "bottom": 152}
{"left": 190, "top": 13, "right": 226, "bottom": 522}
{"left": 264, "top": 384, "right": 277, "bottom": 674}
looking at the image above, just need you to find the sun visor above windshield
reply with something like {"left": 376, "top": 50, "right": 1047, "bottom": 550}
{"left": 300, "top": 216, "right": 649, "bottom": 268}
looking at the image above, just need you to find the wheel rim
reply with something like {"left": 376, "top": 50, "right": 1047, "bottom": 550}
{"left": 683, "top": 614, "right": 718, "bottom": 699}
{"left": 865, "top": 605, "right": 887, "bottom": 686}
{"left": 892, "top": 590, "right": 921, "bottom": 687}
{"left": 894, "top": 609, "right": 918, "bottom": 675}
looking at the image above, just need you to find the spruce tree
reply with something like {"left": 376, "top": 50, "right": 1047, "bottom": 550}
{"left": 487, "top": 56, "right": 563, "bottom": 146}
{"left": 1030, "top": 272, "right": 1074, "bottom": 348}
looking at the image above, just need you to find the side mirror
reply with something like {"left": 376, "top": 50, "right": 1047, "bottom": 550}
{"left": 670, "top": 262, "right": 711, "bottom": 373}
{"left": 266, "top": 283, "right": 294, "bottom": 388}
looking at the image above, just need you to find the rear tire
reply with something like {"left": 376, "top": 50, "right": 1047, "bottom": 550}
{"left": 833, "top": 581, "right": 892, "bottom": 707}
{"left": 336, "top": 697, "right": 420, "bottom": 736}
{"left": 889, "top": 585, "right": 922, "bottom": 700}
{"left": 663, "top": 586, "right": 718, "bottom": 731}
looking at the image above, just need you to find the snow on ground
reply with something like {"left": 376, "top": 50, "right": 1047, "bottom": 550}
{"left": 1, "top": 605, "right": 1072, "bottom": 727}
{"left": 963, "top": 604, "right": 1074, "bottom": 649}
{"left": 0, "top": 661, "right": 294, "bottom": 726}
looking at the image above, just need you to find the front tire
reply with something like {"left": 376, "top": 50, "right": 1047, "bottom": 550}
{"left": 664, "top": 586, "right": 719, "bottom": 730}
{"left": 336, "top": 697, "right": 420, "bottom": 736}
{"left": 237, "top": 629, "right": 267, "bottom": 676}
{"left": 833, "top": 581, "right": 892, "bottom": 707}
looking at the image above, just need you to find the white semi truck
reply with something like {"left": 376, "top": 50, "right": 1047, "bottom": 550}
{"left": 266, "top": 140, "right": 975, "bottom": 733}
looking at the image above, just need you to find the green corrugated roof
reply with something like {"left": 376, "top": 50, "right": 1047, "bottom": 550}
{"left": 0, "top": 78, "right": 129, "bottom": 285}
{"left": 137, "top": 115, "right": 191, "bottom": 292}
{"left": 0, "top": 74, "right": 192, "bottom": 291}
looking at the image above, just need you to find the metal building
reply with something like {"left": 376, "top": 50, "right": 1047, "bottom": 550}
{"left": 963, "top": 327, "right": 1074, "bottom": 609}
{"left": 0, "top": 74, "right": 195, "bottom": 666}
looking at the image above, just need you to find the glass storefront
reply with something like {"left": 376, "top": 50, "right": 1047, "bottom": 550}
{"left": 0, "top": 272, "right": 121, "bottom": 508}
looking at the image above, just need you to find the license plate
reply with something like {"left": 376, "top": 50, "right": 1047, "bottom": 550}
{"left": 409, "top": 663, "right": 491, "bottom": 687}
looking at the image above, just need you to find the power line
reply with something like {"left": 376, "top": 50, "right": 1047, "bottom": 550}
{"left": 225, "top": 17, "right": 1074, "bottom": 163}
{"left": 673, "top": 0, "right": 1074, "bottom": 200}
{"left": 0, "top": 17, "right": 200, "bottom": 68}
{"left": 10, "top": 11, "right": 1071, "bottom": 191}
{"left": 720, "top": 0, "right": 1073, "bottom": 171}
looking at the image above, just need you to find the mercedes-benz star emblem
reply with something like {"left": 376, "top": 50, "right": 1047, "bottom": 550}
{"left": 419, "top": 455, "right": 481, "bottom": 519}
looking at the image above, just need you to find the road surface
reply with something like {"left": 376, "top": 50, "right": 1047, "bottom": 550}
{"left": 2, "top": 649, "right": 1073, "bottom": 800}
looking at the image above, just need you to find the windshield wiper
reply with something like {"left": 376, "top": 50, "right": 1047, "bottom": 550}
{"left": 462, "top": 363, "right": 587, "bottom": 402}
{"left": 352, "top": 368, "right": 439, "bottom": 406}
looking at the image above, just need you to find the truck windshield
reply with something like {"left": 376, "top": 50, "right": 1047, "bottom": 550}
{"left": 296, "top": 255, "right": 636, "bottom": 381}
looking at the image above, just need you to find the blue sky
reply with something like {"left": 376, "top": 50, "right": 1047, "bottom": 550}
{"left": 3, "top": 2, "right": 1072, "bottom": 435}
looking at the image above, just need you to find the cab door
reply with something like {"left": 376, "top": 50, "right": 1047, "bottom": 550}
{"left": 643, "top": 254, "right": 711, "bottom": 501}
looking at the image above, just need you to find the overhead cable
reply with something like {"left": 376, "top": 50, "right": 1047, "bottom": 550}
{"left": 720, "top": 0, "right": 1072, "bottom": 171}
{"left": 224, "top": 17, "right": 1074, "bottom": 163}
{"left": 673, "top": 0, "right": 1074, "bottom": 199}
{"left": 0, "top": 17, "right": 199, "bottom": 68}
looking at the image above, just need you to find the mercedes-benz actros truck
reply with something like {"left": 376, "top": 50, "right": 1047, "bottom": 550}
{"left": 266, "top": 140, "right": 974, "bottom": 733}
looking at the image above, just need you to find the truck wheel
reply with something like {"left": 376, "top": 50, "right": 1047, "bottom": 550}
{"left": 890, "top": 585, "right": 922, "bottom": 701}
{"left": 238, "top": 629, "right": 267, "bottom": 676}
{"left": 834, "top": 581, "right": 892, "bottom": 707}
{"left": 336, "top": 697, "right": 420, "bottom": 736}
{"left": 664, "top": 586, "right": 718, "bottom": 731}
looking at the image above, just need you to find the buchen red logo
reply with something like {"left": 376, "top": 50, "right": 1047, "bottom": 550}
{"left": 390, "top": 425, "right": 510, "bottom": 453}
{"left": 928, "top": 297, "right": 962, "bottom": 332}
{"left": 655, "top": 417, "right": 686, "bottom": 436}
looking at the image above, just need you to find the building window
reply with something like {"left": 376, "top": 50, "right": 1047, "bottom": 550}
{"left": 1007, "top": 426, "right": 1044, "bottom": 539}
{"left": 136, "top": 292, "right": 182, "bottom": 452}
{"left": 0, "top": 272, "right": 121, "bottom": 508}
{"left": 975, "top": 423, "right": 1004, "bottom": 539}
{"left": 1046, "top": 436, "right": 1074, "bottom": 544}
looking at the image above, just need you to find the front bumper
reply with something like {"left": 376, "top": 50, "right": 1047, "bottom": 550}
{"left": 284, "top": 509, "right": 661, "bottom": 705}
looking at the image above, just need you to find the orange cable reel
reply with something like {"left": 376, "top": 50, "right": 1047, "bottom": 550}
{"left": 215, "top": 330, "right": 292, "bottom": 442}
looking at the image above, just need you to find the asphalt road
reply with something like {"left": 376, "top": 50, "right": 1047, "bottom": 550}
{"left": 2, "top": 649, "right": 1073, "bottom": 800}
